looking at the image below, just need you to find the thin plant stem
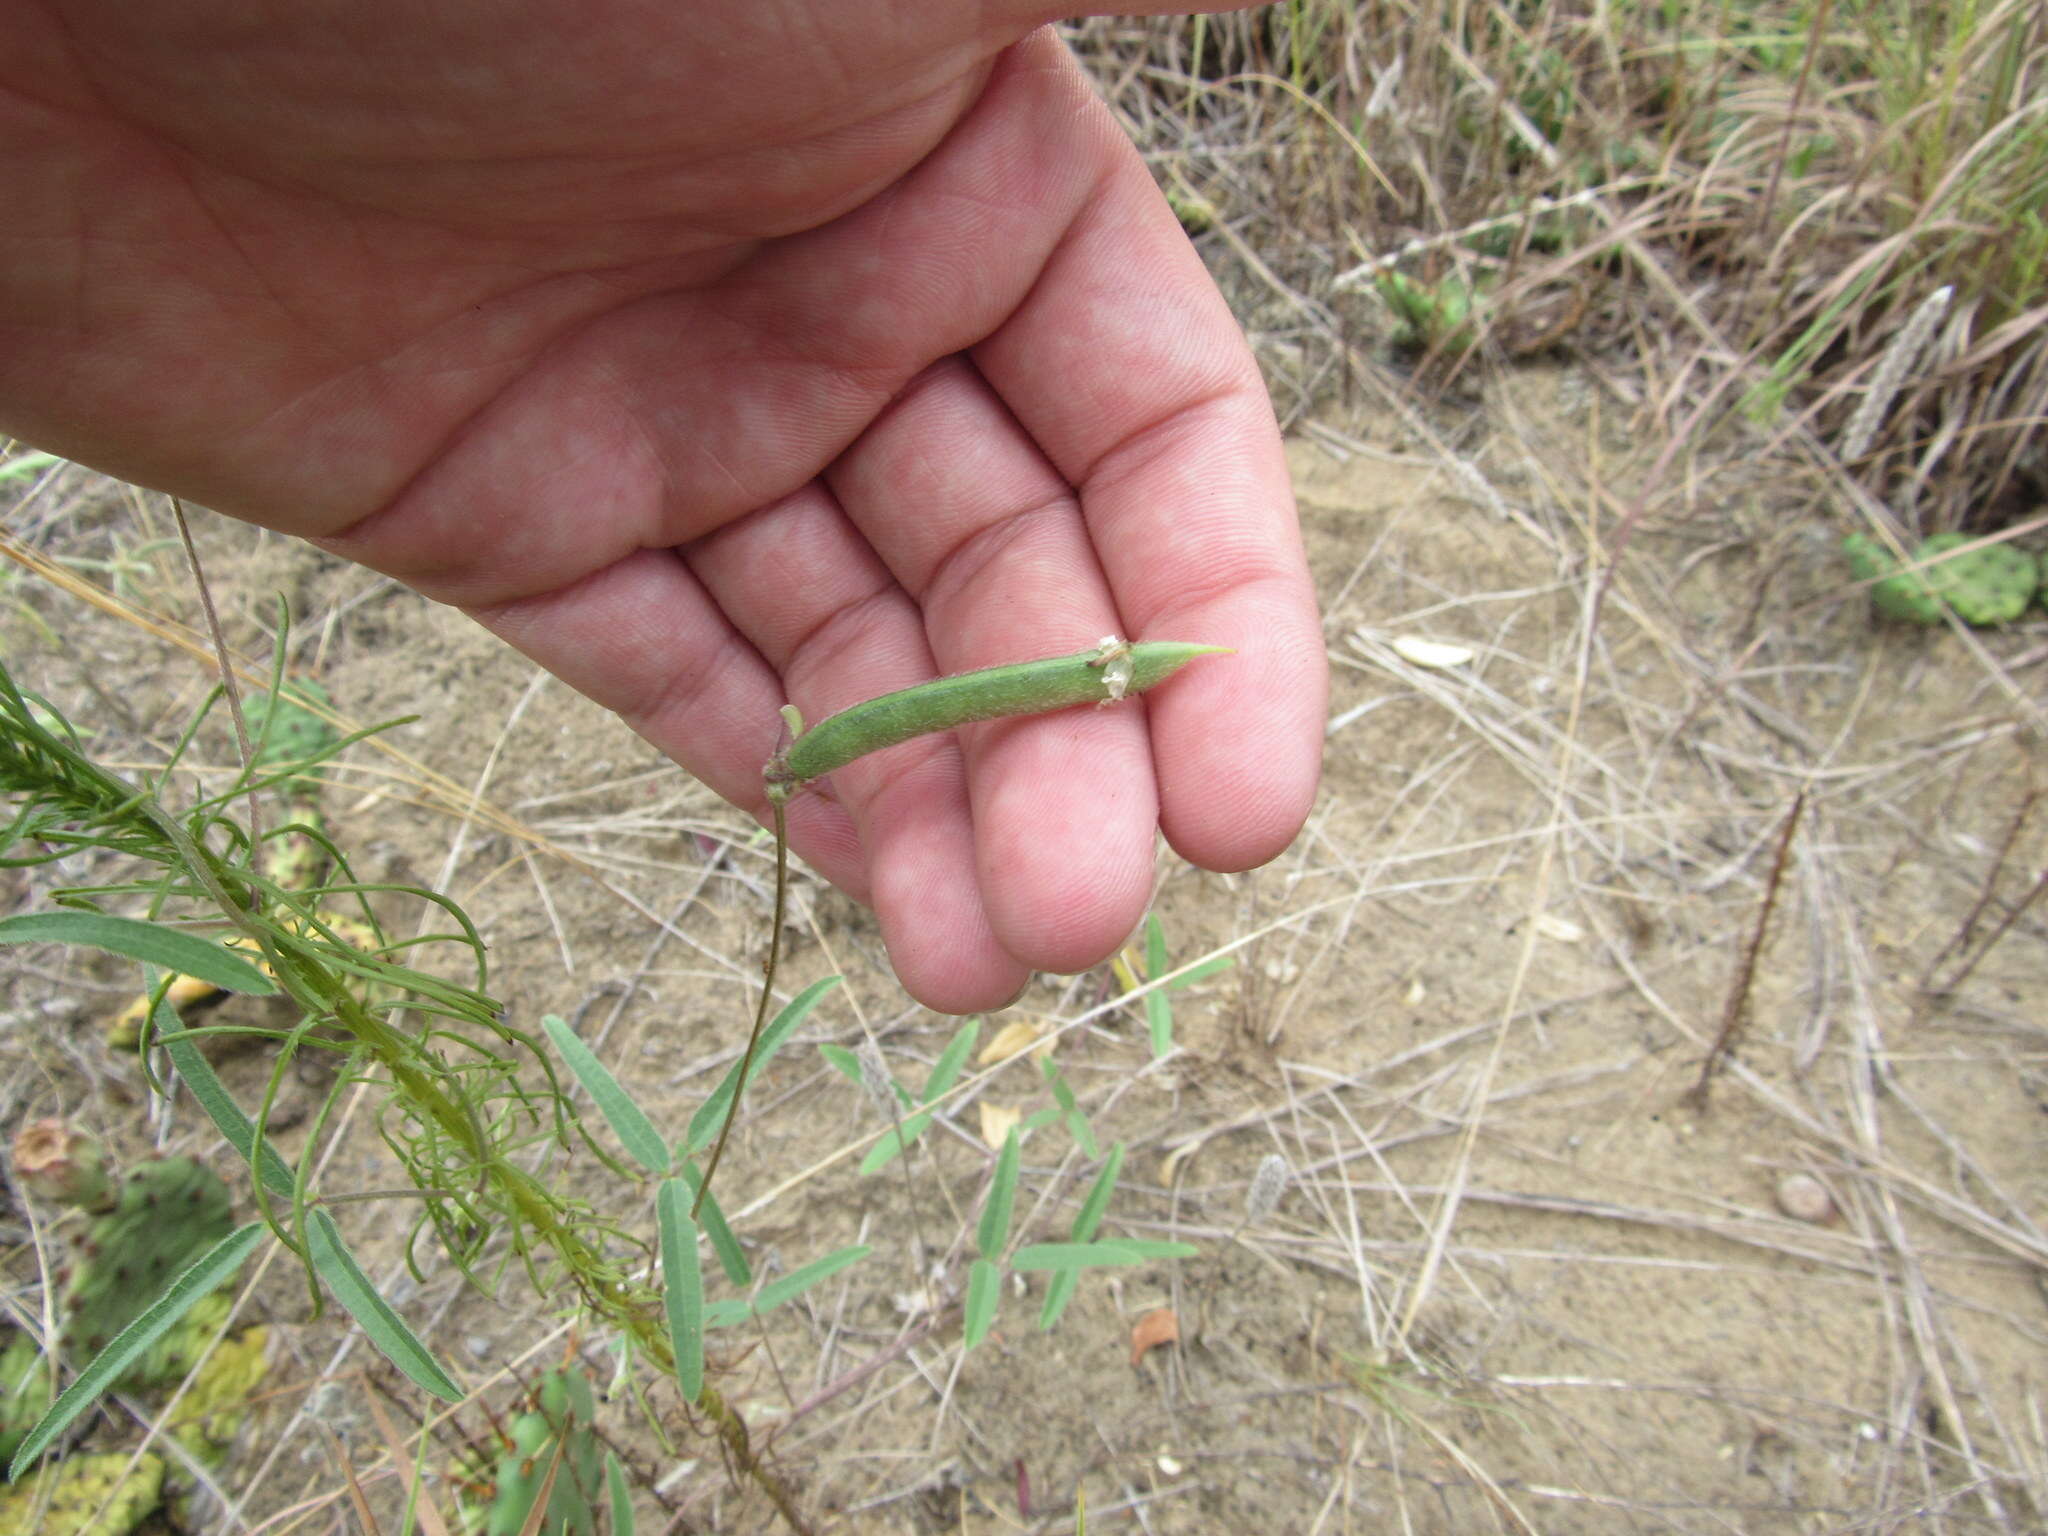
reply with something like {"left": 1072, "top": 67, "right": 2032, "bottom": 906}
{"left": 695, "top": 798, "right": 787, "bottom": 1218}
{"left": 1690, "top": 789, "right": 1807, "bottom": 1106}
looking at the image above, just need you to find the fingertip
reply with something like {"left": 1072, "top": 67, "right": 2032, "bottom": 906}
{"left": 1152, "top": 611, "right": 1326, "bottom": 874}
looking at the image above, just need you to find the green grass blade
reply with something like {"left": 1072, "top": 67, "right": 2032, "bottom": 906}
{"left": 0, "top": 911, "right": 275, "bottom": 995}
{"left": 656, "top": 1180, "right": 704, "bottom": 1402}
{"left": 684, "top": 976, "right": 840, "bottom": 1154}
{"left": 542, "top": 1014, "right": 671, "bottom": 1175}
{"left": 1144, "top": 912, "right": 1173, "bottom": 1057}
{"left": 307, "top": 1207, "right": 461, "bottom": 1402}
{"left": 677, "top": 1161, "right": 750, "bottom": 1286}
{"left": 1010, "top": 1240, "right": 1198, "bottom": 1272}
{"left": 922, "top": 1017, "right": 980, "bottom": 1102}
{"left": 155, "top": 1001, "right": 297, "bottom": 1199}
{"left": 703, "top": 1244, "right": 871, "bottom": 1328}
{"left": 606, "top": 1451, "right": 635, "bottom": 1536}
{"left": 963, "top": 1258, "right": 1001, "bottom": 1351}
{"left": 977, "top": 1126, "right": 1020, "bottom": 1261}
{"left": 8, "top": 1221, "right": 265, "bottom": 1479}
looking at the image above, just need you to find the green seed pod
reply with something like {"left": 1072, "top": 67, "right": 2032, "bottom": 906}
{"left": 767, "top": 639, "right": 1227, "bottom": 800}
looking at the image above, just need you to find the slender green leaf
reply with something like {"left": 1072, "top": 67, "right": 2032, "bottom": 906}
{"left": 656, "top": 1180, "right": 704, "bottom": 1402}
{"left": 1038, "top": 1269, "right": 1079, "bottom": 1331}
{"left": 1167, "top": 955, "right": 1233, "bottom": 989}
{"left": 1145, "top": 912, "right": 1173, "bottom": 1058}
{"left": 1041, "top": 1056, "right": 1076, "bottom": 1112}
{"left": 817, "top": 1043, "right": 863, "bottom": 1086}
{"left": 703, "top": 1244, "right": 871, "bottom": 1328}
{"left": 684, "top": 976, "right": 840, "bottom": 1154}
{"left": 9, "top": 1222, "right": 265, "bottom": 1479}
{"left": 1103, "top": 1239, "right": 1201, "bottom": 1261}
{"left": 677, "top": 1161, "right": 750, "bottom": 1286}
{"left": 1070, "top": 1143, "right": 1125, "bottom": 1244}
{"left": 0, "top": 911, "right": 275, "bottom": 995}
{"left": 543, "top": 1014, "right": 670, "bottom": 1175}
{"left": 0, "top": 449, "right": 59, "bottom": 483}
{"left": 977, "top": 1127, "right": 1021, "bottom": 1261}
{"left": 1065, "top": 1109, "right": 1098, "bottom": 1160}
{"left": 922, "top": 1017, "right": 980, "bottom": 1103}
{"left": 859, "top": 1109, "right": 933, "bottom": 1175}
{"left": 963, "top": 1258, "right": 1001, "bottom": 1351}
{"left": 154, "top": 1001, "right": 297, "bottom": 1199}
{"left": 1010, "top": 1240, "right": 1198, "bottom": 1272}
{"left": 307, "top": 1208, "right": 461, "bottom": 1401}
{"left": 606, "top": 1451, "right": 635, "bottom": 1536}
{"left": 1021, "top": 1106, "right": 1061, "bottom": 1134}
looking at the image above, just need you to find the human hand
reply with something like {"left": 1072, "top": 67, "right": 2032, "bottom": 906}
{"left": 0, "top": 3, "right": 1326, "bottom": 1011}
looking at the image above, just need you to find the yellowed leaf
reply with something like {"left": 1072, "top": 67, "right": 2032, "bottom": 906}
{"left": 978, "top": 1102, "right": 1022, "bottom": 1150}
{"left": 978, "top": 1018, "right": 1047, "bottom": 1067}
{"left": 1129, "top": 1307, "right": 1180, "bottom": 1367}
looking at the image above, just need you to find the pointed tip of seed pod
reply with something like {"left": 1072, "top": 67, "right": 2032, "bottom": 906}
{"left": 1127, "top": 640, "right": 1232, "bottom": 695}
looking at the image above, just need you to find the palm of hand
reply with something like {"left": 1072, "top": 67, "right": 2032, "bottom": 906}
{"left": 3, "top": 4, "right": 1325, "bottom": 1011}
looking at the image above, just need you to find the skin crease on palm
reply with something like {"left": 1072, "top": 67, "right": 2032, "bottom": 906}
{"left": 0, "top": 2, "right": 1328, "bottom": 1013}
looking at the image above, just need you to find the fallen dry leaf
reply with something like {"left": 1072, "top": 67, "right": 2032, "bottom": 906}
{"left": 978, "top": 1017, "right": 1048, "bottom": 1067}
{"left": 978, "top": 1102, "right": 1022, "bottom": 1149}
{"left": 1129, "top": 1307, "right": 1180, "bottom": 1367}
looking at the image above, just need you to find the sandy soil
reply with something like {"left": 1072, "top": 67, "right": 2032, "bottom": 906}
{"left": 3, "top": 365, "right": 2044, "bottom": 1534}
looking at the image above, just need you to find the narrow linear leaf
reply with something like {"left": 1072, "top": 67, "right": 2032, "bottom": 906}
{"left": 817, "top": 1043, "right": 864, "bottom": 1086}
{"left": 1010, "top": 1240, "right": 1198, "bottom": 1272}
{"left": 307, "top": 1207, "right": 461, "bottom": 1402}
{"left": 859, "top": 1109, "right": 933, "bottom": 1175}
{"left": 1070, "top": 1143, "right": 1126, "bottom": 1244}
{"left": 8, "top": 1221, "right": 265, "bottom": 1479}
{"left": 0, "top": 449, "right": 60, "bottom": 483}
{"left": 1144, "top": 913, "right": 1173, "bottom": 1058}
{"left": 606, "top": 1452, "right": 635, "bottom": 1536}
{"left": 1020, "top": 1106, "right": 1061, "bottom": 1134}
{"left": 155, "top": 1001, "right": 297, "bottom": 1199}
{"left": 922, "top": 1016, "right": 981, "bottom": 1103}
{"left": 976, "top": 1127, "right": 1021, "bottom": 1261}
{"left": 656, "top": 1180, "right": 704, "bottom": 1402}
{"left": 677, "top": 1161, "right": 751, "bottom": 1286}
{"left": 963, "top": 1258, "right": 1001, "bottom": 1351}
{"left": 1038, "top": 1269, "right": 1079, "bottom": 1331}
{"left": 1065, "top": 1110, "right": 1098, "bottom": 1160}
{"left": 704, "top": 1244, "right": 871, "bottom": 1328}
{"left": 0, "top": 911, "right": 276, "bottom": 995}
{"left": 543, "top": 1014, "right": 670, "bottom": 1175}
{"left": 685, "top": 976, "right": 841, "bottom": 1154}
{"left": 1166, "top": 955, "right": 1233, "bottom": 990}
{"left": 1102, "top": 1239, "right": 1201, "bottom": 1261}
{"left": 1037, "top": 1141, "right": 1116, "bottom": 1338}
{"left": 1042, "top": 1058, "right": 1076, "bottom": 1113}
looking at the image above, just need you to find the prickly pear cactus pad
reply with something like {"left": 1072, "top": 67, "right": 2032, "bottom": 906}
{"left": 0, "top": 1332, "right": 51, "bottom": 1469}
{"left": 0, "top": 1451, "right": 163, "bottom": 1536}
{"left": 483, "top": 1368, "right": 602, "bottom": 1536}
{"left": 59, "top": 1156, "right": 234, "bottom": 1384}
{"left": 1844, "top": 531, "right": 2041, "bottom": 625}
{"left": 248, "top": 680, "right": 337, "bottom": 789}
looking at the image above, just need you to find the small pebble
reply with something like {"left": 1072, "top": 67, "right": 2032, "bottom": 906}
{"left": 1775, "top": 1172, "right": 1837, "bottom": 1224}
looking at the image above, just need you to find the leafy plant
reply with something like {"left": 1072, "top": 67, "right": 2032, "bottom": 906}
{"left": 0, "top": 629, "right": 1225, "bottom": 1526}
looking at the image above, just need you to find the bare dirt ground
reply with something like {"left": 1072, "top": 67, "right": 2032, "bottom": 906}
{"left": 4, "top": 361, "right": 2045, "bottom": 1534}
